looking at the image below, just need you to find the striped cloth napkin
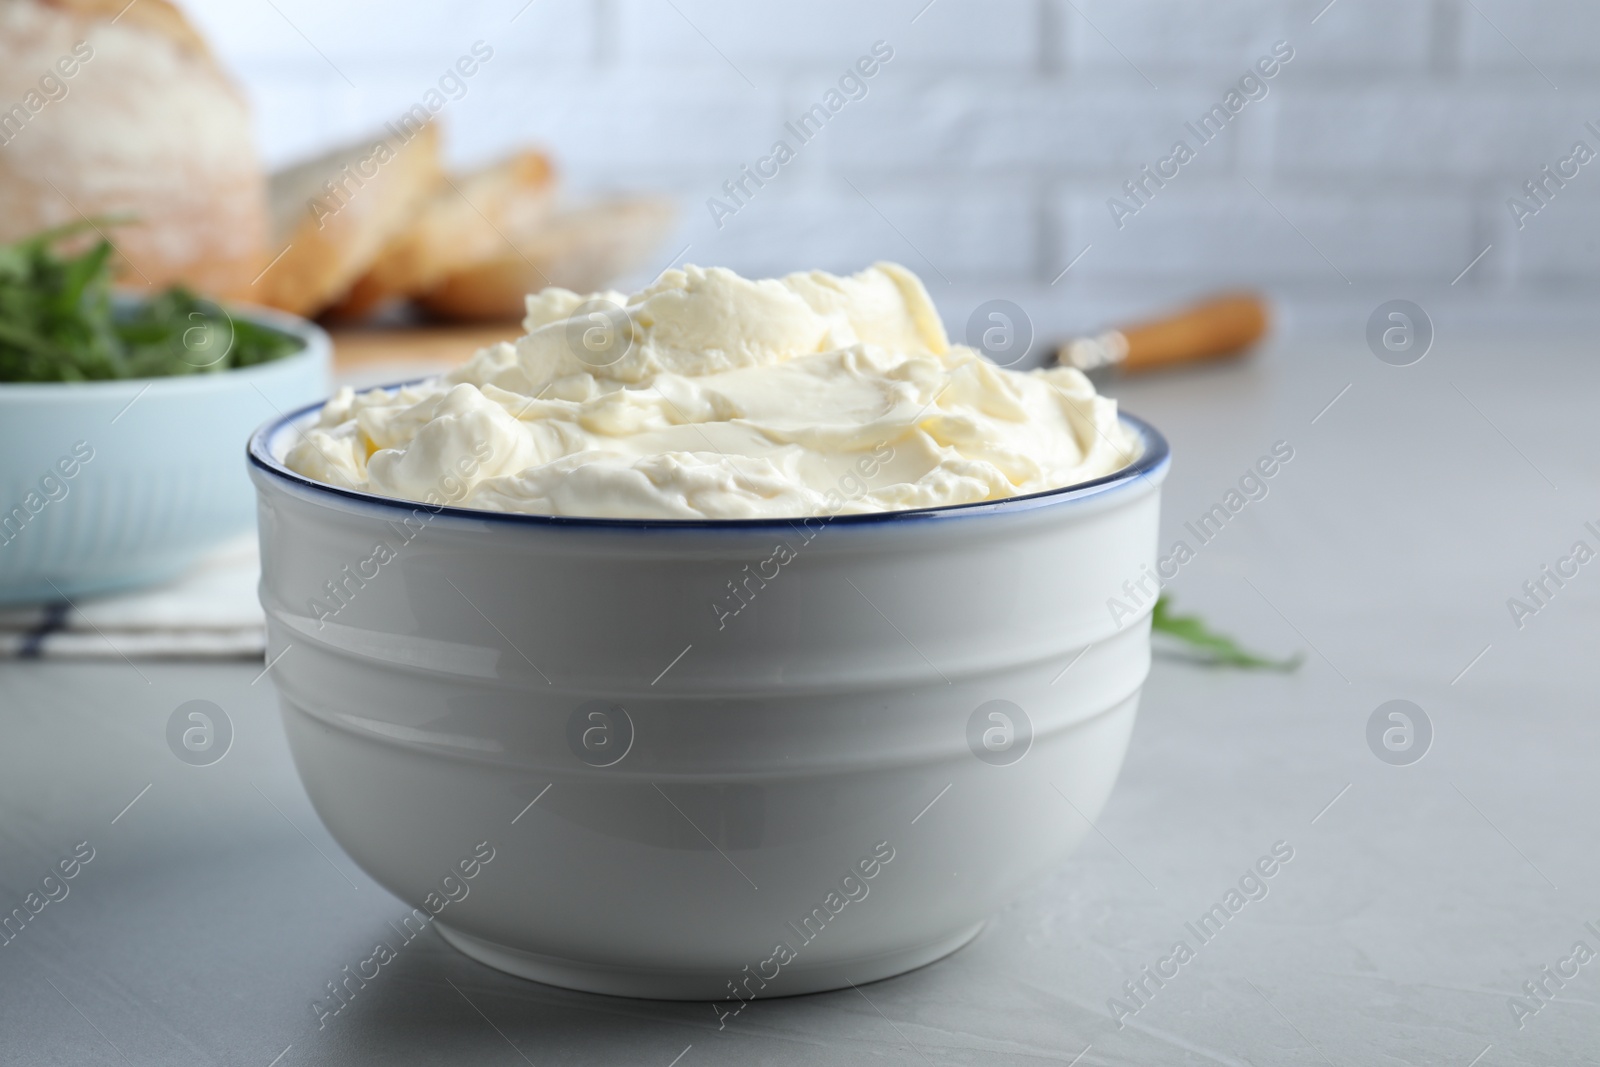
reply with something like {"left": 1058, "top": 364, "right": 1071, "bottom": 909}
{"left": 0, "top": 535, "right": 265, "bottom": 659}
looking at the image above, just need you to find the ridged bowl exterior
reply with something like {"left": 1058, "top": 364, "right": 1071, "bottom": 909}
{"left": 249, "top": 406, "right": 1168, "bottom": 1000}
{"left": 0, "top": 307, "right": 329, "bottom": 604}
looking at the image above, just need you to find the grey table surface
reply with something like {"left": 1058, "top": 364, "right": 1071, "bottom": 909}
{"left": 2, "top": 303, "right": 1598, "bottom": 1066}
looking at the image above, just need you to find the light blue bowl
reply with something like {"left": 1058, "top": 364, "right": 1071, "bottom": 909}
{"left": 0, "top": 303, "right": 330, "bottom": 605}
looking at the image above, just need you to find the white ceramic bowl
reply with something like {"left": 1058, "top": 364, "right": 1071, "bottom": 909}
{"left": 0, "top": 304, "right": 329, "bottom": 604}
{"left": 248, "top": 399, "right": 1169, "bottom": 1000}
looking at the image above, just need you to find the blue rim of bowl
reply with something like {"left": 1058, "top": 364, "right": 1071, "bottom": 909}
{"left": 247, "top": 382, "right": 1170, "bottom": 531}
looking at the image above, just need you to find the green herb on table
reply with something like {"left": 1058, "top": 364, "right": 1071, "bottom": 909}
{"left": 0, "top": 221, "right": 300, "bottom": 383}
{"left": 1150, "top": 596, "right": 1301, "bottom": 671}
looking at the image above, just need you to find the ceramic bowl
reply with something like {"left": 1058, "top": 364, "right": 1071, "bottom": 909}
{"left": 248, "top": 398, "right": 1169, "bottom": 1001}
{"left": 0, "top": 304, "right": 329, "bottom": 604}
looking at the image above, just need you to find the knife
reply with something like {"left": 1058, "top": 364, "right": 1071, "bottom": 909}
{"left": 1057, "top": 292, "right": 1270, "bottom": 382}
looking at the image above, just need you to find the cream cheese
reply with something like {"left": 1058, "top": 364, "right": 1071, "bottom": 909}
{"left": 284, "top": 262, "right": 1138, "bottom": 520}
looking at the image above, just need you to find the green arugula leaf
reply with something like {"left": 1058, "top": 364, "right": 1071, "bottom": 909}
{"left": 0, "top": 221, "right": 300, "bottom": 382}
{"left": 1150, "top": 596, "right": 1302, "bottom": 671}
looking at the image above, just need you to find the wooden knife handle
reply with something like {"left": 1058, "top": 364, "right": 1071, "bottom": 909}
{"left": 1119, "top": 292, "right": 1270, "bottom": 373}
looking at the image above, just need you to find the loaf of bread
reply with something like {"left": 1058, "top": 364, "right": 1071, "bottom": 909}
{"left": 0, "top": 2, "right": 674, "bottom": 319}
{"left": 0, "top": 0, "right": 268, "bottom": 297}
{"left": 255, "top": 123, "right": 444, "bottom": 318}
{"left": 329, "top": 149, "right": 556, "bottom": 320}
{"left": 419, "top": 195, "right": 677, "bottom": 321}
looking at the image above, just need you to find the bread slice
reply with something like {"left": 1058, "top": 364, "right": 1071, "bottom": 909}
{"left": 255, "top": 123, "right": 442, "bottom": 317}
{"left": 0, "top": 0, "right": 268, "bottom": 297}
{"left": 418, "top": 195, "right": 677, "bottom": 321}
{"left": 43, "top": 0, "right": 212, "bottom": 58}
{"left": 329, "top": 149, "right": 556, "bottom": 320}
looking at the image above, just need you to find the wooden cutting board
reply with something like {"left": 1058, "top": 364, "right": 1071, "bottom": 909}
{"left": 329, "top": 323, "right": 520, "bottom": 372}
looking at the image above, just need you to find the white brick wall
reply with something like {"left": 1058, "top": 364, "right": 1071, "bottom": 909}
{"left": 175, "top": 0, "right": 1600, "bottom": 330}
{"left": 1060, "top": 185, "right": 1478, "bottom": 283}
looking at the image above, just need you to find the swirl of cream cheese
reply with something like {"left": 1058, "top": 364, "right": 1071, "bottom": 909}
{"left": 283, "top": 262, "right": 1138, "bottom": 520}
